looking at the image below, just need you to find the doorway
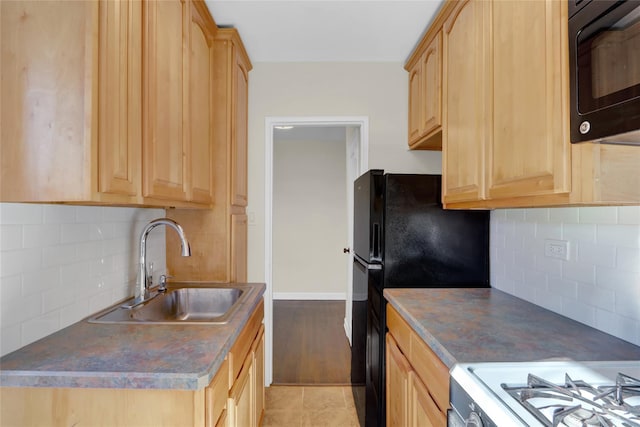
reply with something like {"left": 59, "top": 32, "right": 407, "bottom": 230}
{"left": 264, "top": 117, "right": 369, "bottom": 387}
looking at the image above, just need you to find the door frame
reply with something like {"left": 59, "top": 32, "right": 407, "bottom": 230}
{"left": 264, "top": 116, "right": 369, "bottom": 386}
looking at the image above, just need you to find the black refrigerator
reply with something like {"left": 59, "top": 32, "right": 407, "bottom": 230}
{"left": 350, "top": 170, "right": 489, "bottom": 427}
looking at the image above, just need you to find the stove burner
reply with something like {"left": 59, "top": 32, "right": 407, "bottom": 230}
{"left": 501, "top": 372, "right": 640, "bottom": 427}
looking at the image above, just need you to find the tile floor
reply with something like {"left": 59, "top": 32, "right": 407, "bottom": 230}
{"left": 262, "top": 385, "right": 365, "bottom": 427}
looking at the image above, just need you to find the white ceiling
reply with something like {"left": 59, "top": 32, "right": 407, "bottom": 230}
{"left": 204, "top": 0, "right": 445, "bottom": 63}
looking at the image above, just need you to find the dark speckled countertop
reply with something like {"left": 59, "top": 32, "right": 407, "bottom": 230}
{"left": 0, "top": 283, "right": 265, "bottom": 390}
{"left": 384, "top": 288, "right": 640, "bottom": 369}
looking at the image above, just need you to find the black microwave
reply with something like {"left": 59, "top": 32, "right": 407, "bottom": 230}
{"left": 568, "top": 0, "right": 640, "bottom": 144}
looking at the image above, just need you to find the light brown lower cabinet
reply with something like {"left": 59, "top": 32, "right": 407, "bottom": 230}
{"left": 386, "top": 304, "right": 449, "bottom": 427}
{"left": 0, "top": 300, "right": 265, "bottom": 427}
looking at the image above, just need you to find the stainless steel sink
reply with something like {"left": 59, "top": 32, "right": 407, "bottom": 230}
{"left": 88, "top": 283, "right": 253, "bottom": 325}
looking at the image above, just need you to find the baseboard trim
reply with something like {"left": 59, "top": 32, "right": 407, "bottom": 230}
{"left": 344, "top": 317, "right": 352, "bottom": 346}
{"left": 273, "top": 292, "right": 346, "bottom": 300}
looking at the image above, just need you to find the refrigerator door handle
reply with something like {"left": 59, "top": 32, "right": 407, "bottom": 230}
{"left": 373, "top": 223, "right": 381, "bottom": 259}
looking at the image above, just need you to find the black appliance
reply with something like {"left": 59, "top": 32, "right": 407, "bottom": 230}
{"left": 568, "top": 0, "right": 640, "bottom": 144}
{"left": 350, "top": 170, "right": 490, "bottom": 427}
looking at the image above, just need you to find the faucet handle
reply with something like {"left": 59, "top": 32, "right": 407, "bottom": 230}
{"left": 158, "top": 274, "right": 168, "bottom": 292}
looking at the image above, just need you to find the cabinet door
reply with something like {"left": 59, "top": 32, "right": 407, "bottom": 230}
{"left": 188, "top": 1, "right": 214, "bottom": 204}
{"left": 420, "top": 31, "right": 442, "bottom": 141}
{"left": 252, "top": 326, "right": 265, "bottom": 427}
{"left": 442, "top": 0, "right": 488, "bottom": 204}
{"left": 408, "top": 61, "right": 423, "bottom": 145}
{"left": 228, "top": 351, "right": 253, "bottom": 427}
{"left": 487, "top": 0, "right": 570, "bottom": 199}
{"left": 1, "top": 0, "right": 95, "bottom": 202}
{"left": 230, "top": 213, "right": 248, "bottom": 283}
{"left": 231, "top": 57, "right": 249, "bottom": 207}
{"left": 410, "top": 372, "right": 444, "bottom": 427}
{"left": 143, "top": 0, "right": 189, "bottom": 202}
{"left": 386, "top": 334, "right": 410, "bottom": 427}
{"left": 98, "top": 0, "right": 141, "bottom": 198}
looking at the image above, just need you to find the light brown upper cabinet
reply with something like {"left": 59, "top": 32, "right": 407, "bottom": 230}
{"left": 442, "top": 0, "right": 571, "bottom": 208}
{"left": 143, "top": 0, "right": 216, "bottom": 205}
{"left": 142, "top": 0, "right": 189, "bottom": 202}
{"left": 411, "top": 0, "right": 639, "bottom": 208}
{"left": 188, "top": 0, "right": 216, "bottom": 205}
{"left": 407, "top": 31, "right": 443, "bottom": 150}
{"left": 1, "top": 0, "right": 141, "bottom": 204}
{"left": 1, "top": 0, "right": 215, "bottom": 207}
{"left": 486, "top": 0, "right": 571, "bottom": 203}
{"left": 167, "top": 28, "right": 252, "bottom": 283}
{"left": 441, "top": 0, "right": 488, "bottom": 204}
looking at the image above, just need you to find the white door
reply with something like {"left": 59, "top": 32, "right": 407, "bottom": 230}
{"left": 344, "top": 126, "right": 360, "bottom": 345}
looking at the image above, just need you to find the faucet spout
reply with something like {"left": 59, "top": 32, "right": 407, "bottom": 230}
{"left": 136, "top": 218, "right": 191, "bottom": 302}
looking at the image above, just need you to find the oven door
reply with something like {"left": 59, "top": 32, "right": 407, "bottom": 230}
{"left": 569, "top": 1, "right": 640, "bottom": 143}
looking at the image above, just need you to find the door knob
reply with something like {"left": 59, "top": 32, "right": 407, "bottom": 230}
{"left": 343, "top": 248, "right": 350, "bottom": 253}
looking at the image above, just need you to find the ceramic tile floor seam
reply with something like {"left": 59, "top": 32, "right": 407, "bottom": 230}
{"left": 264, "top": 386, "right": 362, "bottom": 427}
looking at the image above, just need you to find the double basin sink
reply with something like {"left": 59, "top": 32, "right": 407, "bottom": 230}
{"left": 88, "top": 283, "right": 254, "bottom": 325}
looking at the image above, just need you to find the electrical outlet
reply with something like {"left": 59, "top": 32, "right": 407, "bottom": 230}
{"left": 544, "top": 239, "right": 570, "bottom": 260}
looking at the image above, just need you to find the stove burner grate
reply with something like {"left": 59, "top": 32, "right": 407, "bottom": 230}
{"left": 501, "top": 372, "right": 640, "bottom": 427}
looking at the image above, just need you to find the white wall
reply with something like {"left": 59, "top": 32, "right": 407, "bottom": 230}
{"left": 273, "top": 138, "right": 348, "bottom": 298}
{"left": 247, "top": 62, "right": 443, "bottom": 283}
{"left": 0, "top": 204, "right": 167, "bottom": 356}
{"left": 491, "top": 206, "right": 640, "bottom": 346}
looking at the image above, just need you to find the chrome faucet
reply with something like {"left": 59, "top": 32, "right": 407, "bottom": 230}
{"left": 135, "top": 218, "right": 191, "bottom": 303}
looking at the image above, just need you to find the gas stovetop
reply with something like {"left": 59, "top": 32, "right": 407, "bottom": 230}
{"left": 450, "top": 361, "right": 640, "bottom": 427}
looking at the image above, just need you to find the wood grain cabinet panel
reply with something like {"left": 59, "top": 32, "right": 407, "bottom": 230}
{"left": 188, "top": 0, "right": 216, "bottom": 205}
{"left": 142, "top": 0, "right": 189, "bottom": 202}
{"left": 386, "top": 305, "right": 449, "bottom": 427}
{"left": 386, "top": 334, "right": 411, "bottom": 427}
{"left": 98, "top": 0, "right": 142, "bottom": 199}
{"left": 407, "top": 31, "right": 443, "bottom": 150}
{"left": 442, "top": 0, "right": 488, "bottom": 204}
{"left": 487, "top": 0, "right": 570, "bottom": 201}
{"left": 1, "top": 0, "right": 141, "bottom": 204}
{"left": 1, "top": 0, "right": 214, "bottom": 207}
{"left": 167, "top": 28, "right": 252, "bottom": 283}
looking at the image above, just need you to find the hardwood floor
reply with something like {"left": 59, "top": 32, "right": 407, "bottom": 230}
{"left": 273, "top": 300, "right": 352, "bottom": 385}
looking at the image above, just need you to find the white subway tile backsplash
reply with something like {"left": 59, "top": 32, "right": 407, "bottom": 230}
{"left": 563, "top": 261, "right": 596, "bottom": 285}
{"left": 21, "top": 312, "right": 60, "bottom": 346}
{"left": 576, "top": 282, "right": 615, "bottom": 312}
{"left": 0, "top": 225, "right": 23, "bottom": 251}
{"left": 549, "top": 207, "right": 580, "bottom": 223}
{"left": 524, "top": 208, "right": 549, "bottom": 222}
{"left": 492, "top": 206, "right": 640, "bottom": 346}
{"left": 506, "top": 209, "right": 527, "bottom": 221}
{"left": 41, "top": 244, "right": 76, "bottom": 268}
{"left": 597, "top": 225, "right": 640, "bottom": 248}
{"left": 0, "top": 204, "right": 43, "bottom": 224}
{"left": 596, "top": 266, "right": 640, "bottom": 292}
{"left": 577, "top": 241, "right": 616, "bottom": 267}
{"left": 42, "top": 205, "right": 76, "bottom": 224}
{"left": 618, "top": 247, "right": 640, "bottom": 273}
{"left": 595, "top": 309, "right": 640, "bottom": 344}
{"left": 562, "top": 223, "right": 596, "bottom": 243}
{"left": 0, "top": 323, "right": 21, "bottom": 356}
{"left": 535, "top": 254, "right": 563, "bottom": 277}
{"left": 615, "top": 292, "right": 640, "bottom": 321}
{"left": 1, "top": 248, "right": 42, "bottom": 277}
{"left": 618, "top": 206, "right": 640, "bottom": 225}
{"left": 23, "top": 224, "right": 60, "bottom": 248}
{"left": 561, "top": 297, "right": 596, "bottom": 327}
{"left": 549, "top": 276, "right": 578, "bottom": 299}
{"left": 579, "top": 206, "right": 618, "bottom": 224}
{"left": 0, "top": 203, "right": 166, "bottom": 357}
{"left": 75, "top": 206, "right": 104, "bottom": 223}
